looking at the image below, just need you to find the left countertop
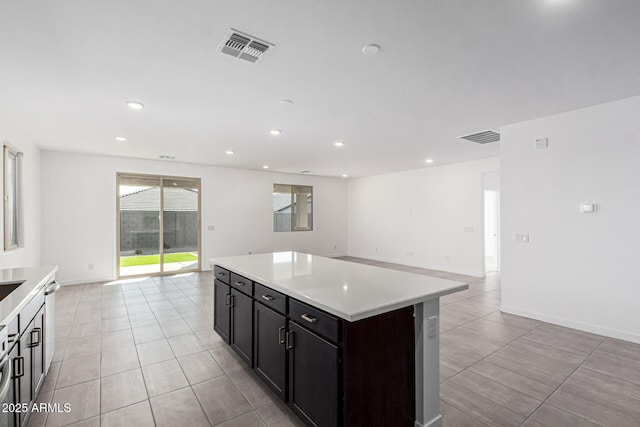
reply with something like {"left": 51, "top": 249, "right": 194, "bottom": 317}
{"left": 0, "top": 266, "right": 58, "bottom": 327}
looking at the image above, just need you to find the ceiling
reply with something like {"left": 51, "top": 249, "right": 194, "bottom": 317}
{"left": 1, "top": 0, "right": 640, "bottom": 178}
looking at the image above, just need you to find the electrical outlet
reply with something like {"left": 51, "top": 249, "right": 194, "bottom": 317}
{"left": 207, "top": 225, "right": 215, "bottom": 231}
{"left": 515, "top": 233, "right": 530, "bottom": 243}
{"left": 535, "top": 138, "right": 549, "bottom": 149}
{"left": 428, "top": 316, "right": 437, "bottom": 338}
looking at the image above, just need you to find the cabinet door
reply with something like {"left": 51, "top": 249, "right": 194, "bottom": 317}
{"left": 213, "top": 280, "right": 231, "bottom": 343}
{"left": 230, "top": 289, "right": 253, "bottom": 366}
{"left": 8, "top": 342, "right": 19, "bottom": 427}
{"left": 31, "top": 307, "right": 45, "bottom": 397}
{"left": 254, "top": 303, "right": 286, "bottom": 400}
{"left": 17, "top": 323, "right": 33, "bottom": 426}
{"left": 288, "top": 322, "right": 340, "bottom": 427}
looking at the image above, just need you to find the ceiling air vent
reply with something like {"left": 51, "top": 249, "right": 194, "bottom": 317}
{"left": 218, "top": 29, "right": 273, "bottom": 64}
{"left": 459, "top": 129, "right": 500, "bottom": 144}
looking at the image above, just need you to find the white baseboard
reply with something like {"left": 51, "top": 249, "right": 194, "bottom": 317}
{"left": 501, "top": 305, "right": 640, "bottom": 345}
{"left": 415, "top": 414, "right": 442, "bottom": 427}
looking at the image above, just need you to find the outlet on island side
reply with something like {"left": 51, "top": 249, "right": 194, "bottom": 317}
{"left": 428, "top": 316, "right": 437, "bottom": 338}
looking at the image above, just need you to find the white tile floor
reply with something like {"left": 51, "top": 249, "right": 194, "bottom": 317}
{"left": 28, "top": 271, "right": 303, "bottom": 427}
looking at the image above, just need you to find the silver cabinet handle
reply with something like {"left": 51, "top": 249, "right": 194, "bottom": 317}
{"left": 301, "top": 314, "right": 317, "bottom": 324}
{"left": 45, "top": 280, "right": 61, "bottom": 295}
{"left": 225, "top": 294, "right": 234, "bottom": 307}
{"left": 33, "top": 328, "right": 41, "bottom": 346}
{"left": 29, "top": 328, "right": 41, "bottom": 347}
{"left": 278, "top": 326, "right": 285, "bottom": 344}
{"left": 285, "top": 331, "right": 295, "bottom": 350}
{"left": 14, "top": 356, "right": 24, "bottom": 378}
{"left": 261, "top": 295, "right": 275, "bottom": 301}
{"left": 234, "top": 281, "right": 245, "bottom": 286}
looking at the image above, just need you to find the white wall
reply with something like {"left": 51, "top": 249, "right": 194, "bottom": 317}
{"left": 41, "top": 151, "right": 348, "bottom": 284}
{"left": 0, "top": 118, "right": 41, "bottom": 269}
{"left": 347, "top": 158, "right": 500, "bottom": 277}
{"left": 501, "top": 95, "right": 640, "bottom": 344}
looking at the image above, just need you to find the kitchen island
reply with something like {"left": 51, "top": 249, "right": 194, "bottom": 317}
{"left": 211, "top": 252, "right": 467, "bottom": 427}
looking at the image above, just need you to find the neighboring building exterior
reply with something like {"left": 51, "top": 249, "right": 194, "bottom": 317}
{"left": 120, "top": 187, "right": 198, "bottom": 254}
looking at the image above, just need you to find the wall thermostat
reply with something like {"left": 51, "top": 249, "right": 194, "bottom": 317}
{"left": 580, "top": 203, "right": 597, "bottom": 213}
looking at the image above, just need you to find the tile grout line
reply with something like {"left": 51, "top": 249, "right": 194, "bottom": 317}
{"left": 516, "top": 335, "right": 607, "bottom": 427}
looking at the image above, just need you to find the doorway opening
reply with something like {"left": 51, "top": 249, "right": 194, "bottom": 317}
{"left": 117, "top": 173, "right": 201, "bottom": 278}
{"left": 484, "top": 190, "right": 500, "bottom": 272}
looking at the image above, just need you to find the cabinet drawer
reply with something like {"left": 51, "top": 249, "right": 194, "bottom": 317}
{"left": 254, "top": 283, "right": 286, "bottom": 314}
{"left": 214, "top": 265, "right": 230, "bottom": 284}
{"left": 230, "top": 272, "right": 253, "bottom": 296}
{"left": 289, "top": 299, "right": 340, "bottom": 343}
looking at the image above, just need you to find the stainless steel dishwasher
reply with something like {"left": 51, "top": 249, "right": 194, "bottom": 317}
{"left": 44, "top": 280, "right": 60, "bottom": 374}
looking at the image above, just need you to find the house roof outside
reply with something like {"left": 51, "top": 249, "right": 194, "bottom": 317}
{"left": 120, "top": 187, "right": 198, "bottom": 212}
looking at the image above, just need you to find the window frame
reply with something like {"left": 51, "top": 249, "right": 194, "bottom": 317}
{"left": 273, "top": 183, "right": 313, "bottom": 232}
{"left": 3, "top": 144, "right": 19, "bottom": 251}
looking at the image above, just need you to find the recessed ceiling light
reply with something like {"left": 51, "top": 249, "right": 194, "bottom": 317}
{"left": 270, "top": 129, "right": 281, "bottom": 136}
{"left": 334, "top": 141, "right": 344, "bottom": 147}
{"left": 125, "top": 100, "right": 144, "bottom": 110}
{"left": 262, "top": 165, "right": 269, "bottom": 169}
{"left": 425, "top": 158, "right": 434, "bottom": 164}
{"left": 342, "top": 174, "right": 348, "bottom": 178}
{"left": 362, "top": 44, "right": 381, "bottom": 55}
{"left": 280, "top": 100, "right": 293, "bottom": 106}
{"left": 114, "top": 136, "right": 127, "bottom": 142}
{"left": 225, "top": 150, "right": 235, "bottom": 155}
{"left": 172, "top": 182, "right": 178, "bottom": 186}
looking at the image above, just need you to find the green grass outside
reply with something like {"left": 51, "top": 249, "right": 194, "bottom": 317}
{"left": 120, "top": 252, "right": 198, "bottom": 267}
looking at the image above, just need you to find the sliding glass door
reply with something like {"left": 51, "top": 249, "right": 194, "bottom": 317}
{"left": 117, "top": 173, "right": 201, "bottom": 277}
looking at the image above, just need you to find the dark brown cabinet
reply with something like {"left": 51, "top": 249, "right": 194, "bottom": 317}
{"left": 213, "top": 267, "right": 254, "bottom": 366}
{"left": 230, "top": 289, "right": 253, "bottom": 366}
{"left": 253, "top": 302, "right": 287, "bottom": 399}
{"left": 287, "top": 321, "right": 340, "bottom": 427}
{"left": 213, "top": 279, "right": 231, "bottom": 343}
{"left": 213, "top": 264, "right": 415, "bottom": 427}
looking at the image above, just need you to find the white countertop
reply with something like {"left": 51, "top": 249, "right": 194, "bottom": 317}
{"left": 211, "top": 252, "right": 468, "bottom": 322}
{"left": 0, "top": 266, "right": 58, "bottom": 328}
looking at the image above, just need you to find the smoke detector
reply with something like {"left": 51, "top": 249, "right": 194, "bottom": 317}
{"left": 218, "top": 29, "right": 274, "bottom": 64}
{"left": 458, "top": 129, "right": 500, "bottom": 144}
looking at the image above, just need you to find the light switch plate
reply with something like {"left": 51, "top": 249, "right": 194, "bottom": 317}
{"left": 580, "top": 203, "right": 596, "bottom": 213}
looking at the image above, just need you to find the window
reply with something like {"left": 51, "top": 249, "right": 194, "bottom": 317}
{"left": 3, "top": 145, "right": 19, "bottom": 250}
{"left": 273, "top": 184, "right": 313, "bottom": 232}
